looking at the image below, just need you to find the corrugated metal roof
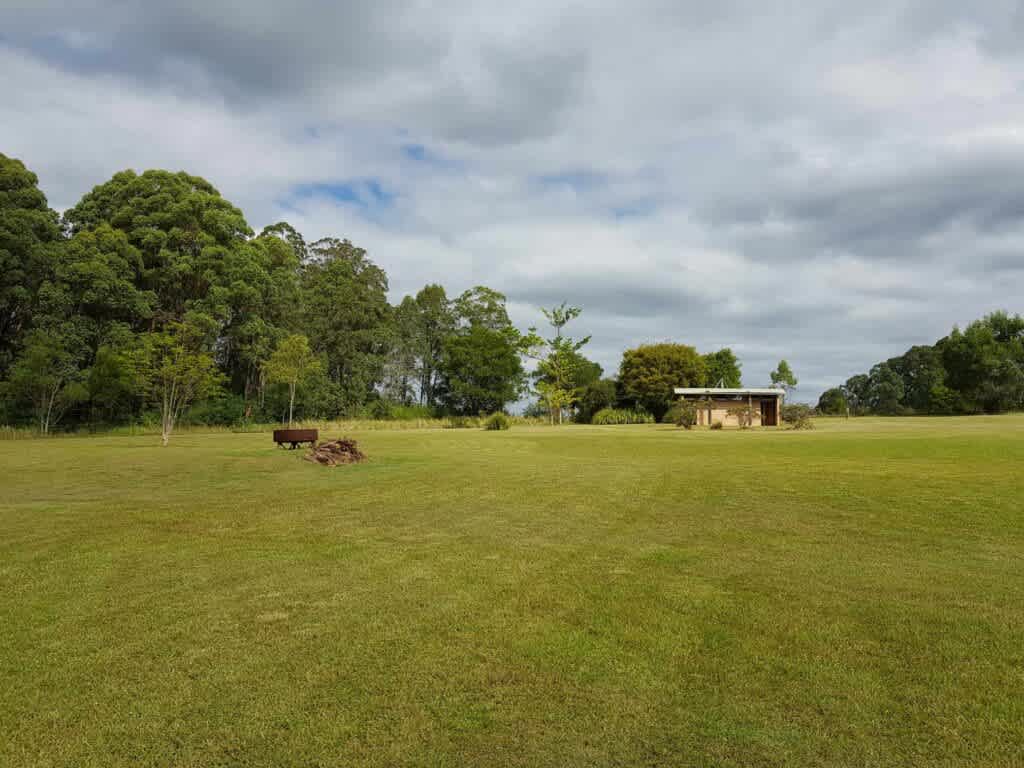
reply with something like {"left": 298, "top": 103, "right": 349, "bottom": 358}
{"left": 673, "top": 387, "right": 786, "bottom": 397}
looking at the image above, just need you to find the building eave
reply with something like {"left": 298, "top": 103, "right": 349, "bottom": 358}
{"left": 673, "top": 387, "right": 786, "bottom": 398}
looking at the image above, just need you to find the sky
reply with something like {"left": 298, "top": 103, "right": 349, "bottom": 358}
{"left": 2, "top": 1, "right": 1024, "bottom": 402}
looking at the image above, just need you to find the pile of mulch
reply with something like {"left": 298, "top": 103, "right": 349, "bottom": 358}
{"left": 304, "top": 438, "right": 366, "bottom": 466}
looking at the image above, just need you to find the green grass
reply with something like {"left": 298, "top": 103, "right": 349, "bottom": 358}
{"left": 2, "top": 417, "right": 1023, "bottom": 766}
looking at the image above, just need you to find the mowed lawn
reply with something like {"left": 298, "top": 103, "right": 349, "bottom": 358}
{"left": 2, "top": 418, "right": 1023, "bottom": 767}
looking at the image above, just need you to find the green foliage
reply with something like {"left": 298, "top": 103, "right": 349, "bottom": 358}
{"left": 709, "top": 420, "right": 724, "bottom": 430}
{"left": 63, "top": 169, "right": 253, "bottom": 322}
{"left": 866, "top": 362, "right": 905, "bottom": 415}
{"left": 85, "top": 341, "right": 145, "bottom": 425}
{"left": 816, "top": 387, "right": 848, "bottom": 415}
{"left": 263, "top": 334, "right": 321, "bottom": 425}
{"left": 185, "top": 394, "right": 247, "bottom": 426}
{"left": 727, "top": 404, "right": 755, "bottom": 429}
{"left": 527, "top": 302, "right": 595, "bottom": 424}
{"left": 837, "top": 311, "right": 1024, "bottom": 416}
{"left": 703, "top": 348, "right": 742, "bottom": 387}
{"left": 140, "top": 319, "right": 225, "bottom": 445}
{"left": 575, "top": 378, "right": 617, "bottom": 423}
{"left": 927, "top": 384, "right": 959, "bottom": 416}
{"left": 770, "top": 359, "right": 798, "bottom": 392}
{"left": 619, "top": 343, "right": 706, "bottom": 422}
{"left": 482, "top": 412, "right": 511, "bottom": 430}
{"left": 592, "top": 407, "right": 655, "bottom": 425}
{"left": 782, "top": 403, "right": 814, "bottom": 429}
{"left": 4, "top": 330, "right": 87, "bottom": 433}
{"left": 438, "top": 289, "right": 526, "bottom": 416}
{"left": 440, "top": 325, "right": 524, "bottom": 415}
{"left": 301, "top": 238, "right": 391, "bottom": 411}
{"left": 0, "top": 153, "right": 62, "bottom": 376}
{"left": 672, "top": 399, "right": 698, "bottom": 429}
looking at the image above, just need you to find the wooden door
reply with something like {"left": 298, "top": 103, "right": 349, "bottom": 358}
{"left": 760, "top": 399, "right": 777, "bottom": 426}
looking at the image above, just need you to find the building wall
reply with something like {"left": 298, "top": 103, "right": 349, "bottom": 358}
{"left": 690, "top": 397, "right": 768, "bottom": 427}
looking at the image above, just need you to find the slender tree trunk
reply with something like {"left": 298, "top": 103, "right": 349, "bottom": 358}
{"left": 288, "top": 381, "right": 296, "bottom": 426}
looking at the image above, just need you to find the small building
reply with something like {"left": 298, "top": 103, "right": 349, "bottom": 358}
{"left": 673, "top": 387, "right": 785, "bottom": 427}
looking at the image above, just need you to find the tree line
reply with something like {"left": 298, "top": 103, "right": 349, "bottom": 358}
{"left": 1, "top": 153, "right": 758, "bottom": 439}
{"left": 817, "top": 311, "right": 1024, "bottom": 416}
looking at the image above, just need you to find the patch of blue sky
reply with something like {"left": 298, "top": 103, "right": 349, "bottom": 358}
{"left": 289, "top": 179, "right": 395, "bottom": 208}
{"left": 400, "top": 143, "right": 463, "bottom": 172}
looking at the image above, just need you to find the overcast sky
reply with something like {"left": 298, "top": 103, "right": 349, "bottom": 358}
{"left": 3, "top": 1, "right": 1024, "bottom": 400}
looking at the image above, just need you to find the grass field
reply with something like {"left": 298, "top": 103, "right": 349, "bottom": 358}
{"left": 2, "top": 417, "right": 1023, "bottom": 766}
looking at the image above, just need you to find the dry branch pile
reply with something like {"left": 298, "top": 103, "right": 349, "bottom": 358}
{"left": 304, "top": 438, "right": 366, "bottom": 466}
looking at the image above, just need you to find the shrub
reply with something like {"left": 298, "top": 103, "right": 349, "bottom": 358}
{"left": 710, "top": 420, "right": 724, "bottom": 430}
{"left": 781, "top": 403, "right": 814, "bottom": 429}
{"left": 185, "top": 394, "right": 247, "bottom": 426}
{"left": 482, "top": 412, "right": 511, "bottom": 431}
{"left": 727, "top": 404, "right": 755, "bottom": 429}
{"left": 666, "top": 400, "right": 698, "bottom": 429}
{"left": 592, "top": 408, "right": 655, "bottom": 425}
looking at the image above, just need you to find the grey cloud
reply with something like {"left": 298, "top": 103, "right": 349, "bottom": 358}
{"left": 3, "top": 0, "right": 1024, "bottom": 402}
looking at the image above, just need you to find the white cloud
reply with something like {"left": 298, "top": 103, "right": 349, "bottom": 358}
{"left": 2, "top": 1, "right": 1024, "bottom": 400}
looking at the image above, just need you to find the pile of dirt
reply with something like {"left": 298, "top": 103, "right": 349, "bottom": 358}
{"left": 304, "top": 438, "right": 366, "bottom": 466}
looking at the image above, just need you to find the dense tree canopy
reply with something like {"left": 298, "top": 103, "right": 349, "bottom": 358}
{"left": 0, "top": 153, "right": 62, "bottom": 376}
{"left": 703, "top": 348, "right": 742, "bottom": 388}
{"left": 619, "top": 343, "right": 706, "bottom": 421}
{"left": 438, "top": 288, "right": 526, "bottom": 415}
{"left": 831, "top": 312, "right": 1024, "bottom": 415}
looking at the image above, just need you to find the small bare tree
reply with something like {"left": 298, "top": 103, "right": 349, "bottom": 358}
{"left": 727, "top": 404, "right": 755, "bottom": 429}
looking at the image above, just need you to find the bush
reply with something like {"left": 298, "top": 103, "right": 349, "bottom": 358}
{"left": 482, "top": 412, "right": 511, "bottom": 431}
{"left": 781, "top": 403, "right": 814, "bottom": 429}
{"left": 592, "top": 408, "right": 655, "bottom": 425}
{"left": 664, "top": 400, "right": 698, "bottom": 429}
{"left": 727, "top": 404, "right": 755, "bottom": 429}
{"left": 710, "top": 420, "right": 723, "bottom": 430}
{"left": 575, "top": 378, "right": 618, "bottom": 423}
{"left": 185, "top": 394, "right": 247, "bottom": 426}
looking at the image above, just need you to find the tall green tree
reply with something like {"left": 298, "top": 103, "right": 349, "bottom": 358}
{"left": 301, "top": 238, "right": 391, "bottom": 413}
{"left": 619, "top": 343, "right": 706, "bottom": 421}
{"left": 841, "top": 374, "right": 871, "bottom": 415}
{"left": 440, "top": 325, "right": 525, "bottom": 415}
{"left": 770, "top": 359, "right": 798, "bottom": 394}
{"left": 528, "top": 302, "right": 594, "bottom": 423}
{"left": 888, "top": 346, "right": 945, "bottom": 413}
{"left": 439, "top": 287, "right": 526, "bottom": 415}
{"left": 816, "top": 387, "right": 848, "bottom": 416}
{"left": 0, "top": 153, "right": 62, "bottom": 376}
{"left": 39, "top": 223, "right": 155, "bottom": 352}
{"left": 382, "top": 295, "right": 420, "bottom": 406}
{"left": 218, "top": 229, "right": 301, "bottom": 404}
{"left": 63, "top": 169, "right": 253, "bottom": 325}
{"left": 3, "top": 330, "right": 87, "bottom": 433}
{"left": 703, "top": 348, "right": 742, "bottom": 387}
{"left": 412, "top": 284, "right": 454, "bottom": 407}
{"left": 575, "top": 378, "right": 617, "bottom": 423}
{"left": 940, "top": 316, "right": 1024, "bottom": 413}
{"left": 866, "top": 363, "right": 905, "bottom": 415}
{"left": 383, "top": 284, "right": 456, "bottom": 407}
